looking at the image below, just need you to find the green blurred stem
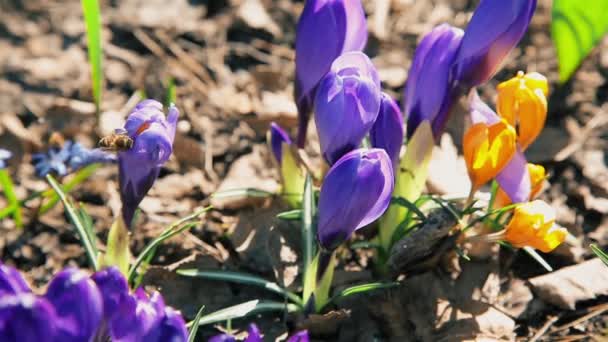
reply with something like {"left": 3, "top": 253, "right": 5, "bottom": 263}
{"left": 314, "top": 250, "right": 336, "bottom": 313}
{"left": 0, "top": 169, "right": 22, "bottom": 228}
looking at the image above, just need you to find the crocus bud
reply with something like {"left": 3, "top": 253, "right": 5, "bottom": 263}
{"left": 0, "top": 263, "right": 30, "bottom": 295}
{"left": 0, "top": 293, "right": 56, "bottom": 342}
{"left": 269, "top": 122, "right": 292, "bottom": 165}
{"left": 495, "top": 163, "right": 545, "bottom": 207}
{"left": 314, "top": 52, "right": 381, "bottom": 165}
{"left": 404, "top": 24, "right": 463, "bottom": 139}
{"left": 463, "top": 120, "right": 517, "bottom": 191}
{"left": 497, "top": 71, "right": 548, "bottom": 150}
{"left": 91, "top": 266, "right": 130, "bottom": 320}
{"left": 0, "top": 149, "right": 11, "bottom": 169}
{"left": 295, "top": 0, "right": 368, "bottom": 147}
{"left": 317, "top": 148, "right": 393, "bottom": 250}
{"left": 503, "top": 200, "right": 567, "bottom": 253}
{"left": 44, "top": 268, "right": 103, "bottom": 342}
{"left": 119, "top": 100, "right": 178, "bottom": 226}
{"left": 453, "top": 0, "right": 537, "bottom": 87}
{"left": 268, "top": 123, "right": 305, "bottom": 208}
{"left": 370, "top": 93, "right": 404, "bottom": 171}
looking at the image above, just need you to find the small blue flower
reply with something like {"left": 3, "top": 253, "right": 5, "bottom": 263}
{"left": 32, "top": 141, "right": 116, "bottom": 178}
{"left": 0, "top": 149, "right": 11, "bottom": 169}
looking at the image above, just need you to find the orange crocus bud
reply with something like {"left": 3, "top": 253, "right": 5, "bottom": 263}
{"left": 497, "top": 71, "right": 548, "bottom": 150}
{"left": 504, "top": 200, "right": 567, "bottom": 253}
{"left": 495, "top": 163, "right": 546, "bottom": 207}
{"left": 463, "top": 120, "right": 517, "bottom": 190}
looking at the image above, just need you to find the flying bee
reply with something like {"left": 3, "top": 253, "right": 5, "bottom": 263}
{"left": 98, "top": 128, "right": 134, "bottom": 152}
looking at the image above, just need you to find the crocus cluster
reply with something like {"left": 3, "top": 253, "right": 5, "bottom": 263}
{"left": 405, "top": 0, "right": 537, "bottom": 141}
{"left": 118, "top": 100, "right": 178, "bottom": 226}
{"left": 463, "top": 71, "right": 566, "bottom": 252}
{"left": 0, "top": 264, "right": 187, "bottom": 342}
{"left": 32, "top": 140, "right": 116, "bottom": 178}
{"left": 0, "top": 149, "right": 11, "bottom": 169}
{"left": 210, "top": 323, "right": 308, "bottom": 342}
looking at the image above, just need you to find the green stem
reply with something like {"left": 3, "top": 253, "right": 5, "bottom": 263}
{"left": 314, "top": 250, "right": 336, "bottom": 313}
{"left": 0, "top": 170, "right": 22, "bottom": 228}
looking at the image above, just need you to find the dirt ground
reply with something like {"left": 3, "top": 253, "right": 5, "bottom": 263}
{"left": 0, "top": 0, "right": 607, "bottom": 341}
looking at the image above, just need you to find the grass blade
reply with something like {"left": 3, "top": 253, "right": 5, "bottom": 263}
{"left": 187, "top": 305, "right": 205, "bottom": 342}
{"left": 128, "top": 207, "right": 212, "bottom": 285}
{"left": 81, "top": 0, "right": 103, "bottom": 112}
{"left": 276, "top": 209, "right": 302, "bottom": 221}
{"left": 523, "top": 246, "right": 553, "bottom": 272}
{"left": 177, "top": 269, "right": 303, "bottom": 307}
{"left": 591, "top": 244, "right": 608, "bottom": 266}
{"left": 0, "top": 170, "right": 22, "bottom": 228}
{"left": 211, "top": 188, "right": 274, "bottom": 200}
{"left": 47, "top": 174, "right": 98, "bottom": 270}
{"left": 188, "top": 300, "right": 298, "bottom": 328}
{"left": 165, "top": 77, "right": 176, "bottom": 107}
{"left": 39, "top": 164, "right": 99, "bottom": 214}
{"left": 324, "top": 282, "right": 399, "bottom": 310}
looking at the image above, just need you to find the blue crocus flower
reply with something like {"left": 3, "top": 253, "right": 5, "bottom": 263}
{"left": 0, "top": 149, "right": 11, "bottom": 169}
{"left": 370, "top": 93, "right": 404, "bottom": 172}
{"left": 0, "top": 263, "right": 188, "bottom": 342}
{"left": 294, "top": 0, "right": 368, "bottom": 147}
{"left": 210, "top": 323, "right": 308, "bottom": 342}
{"left": 453, "top": 0, "right": 537, "bottom": 87}
{"left": 314, "top": 51, "right": 382, "bottom": 165}
{"left": 118, "top": 99, "right": 178, "bottom": 227}
{"left": 404, "top": 24, "right": 463, "bottom": 140}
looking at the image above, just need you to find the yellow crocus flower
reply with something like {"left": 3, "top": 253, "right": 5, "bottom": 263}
{"left": 497, "top": 71, "right": 548, "bottom": 150}
{"left": 464, "top": 120, "right": 517, "bottom": 191}
{"left": 504, "top": 200, "right": 567, "bottom": 253}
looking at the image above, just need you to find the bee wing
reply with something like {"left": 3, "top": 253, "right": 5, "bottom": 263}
{"left": 114, "top": 128, "right": 128, "bottom": 135}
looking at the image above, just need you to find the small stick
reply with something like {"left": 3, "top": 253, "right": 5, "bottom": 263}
{"left": 529, "top": 315, "right": 559, "bottom": 342}
{"left": 550, "top": 303, "right": 608, "bottom": 334}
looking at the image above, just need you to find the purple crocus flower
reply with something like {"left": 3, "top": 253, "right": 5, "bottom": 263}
{"left": 118, "top": 99, "right": 178, "bottom": 226}
{"left": 469, "top": 90, "right": 530, "bottom": 202}
{"left": 210, "top": 324, "right": 308, "bottom": 342}
{"left": 44, "top": 268, "right": 103, "bottom": 342}
{"left": 0, "top": 149, "right": 11, "bottom": 169}
{"left": 317, "top": 148, "right": 394, "bottom": 250}
{"left": 314, "top": 52, "right": 381, "bottom": 165}
{"left": 404, "top": 24, "right": 463, "bottom": 140}
{"left": 295, "top": 0, "right": 368, "bottom": 147}
{"left": 0, "top": 293, "right": 56, "bottom": 342}
{"left": 369, "top": 93, "right": 404, "bottom": 171}
{"left": 0, "top": 262, "right": 29, "bottom": 295}
{"left": 269, "top": 122, "right": 292, "bottom": 165}
{"left": 453, "top": 0, "right": 537, "bottom": 87}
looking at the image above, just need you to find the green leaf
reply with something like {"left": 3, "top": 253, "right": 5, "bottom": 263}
{"left": 0, "top": 170, "right": 23, "bottom": 228}
{"left": 379, "top": 121, "right": 434, "bottom": 252}
{"left": 523, "top": 246, "right": 553, "bottom": 272}
{"left": 165, "top": 77, "right": 176, "bottom": 107}
{"left": 39, "top": 164, "right": 99, "bottom": 215}
{"left": 46, "top": 175, "right": 99, "bottom": 270}
{"left": 128, "top": 207, "right": 211, "bottom": 285}
{"left": 280, "top": 144, "right": 306, "bottom": 208}
{"left": 327, "top": 282, "right": 399, "bottom": 307}
{"left": 276, "top": 209, "right": 302, "bottom": 221}
{"left": 81, "top": 0, "right": 103, "bottom": 111}
{"left": 552, "top": 0, "right": 608, "bottom": 82}
{"left": 187, "top": 305, "right": 205, "bottom": 342}
{"left": 591, "top": 244, "right": 608, "bottom": 266}
{"left": 188, "top": 300, "right": 298, "bottom": 328}
{"left": 210, "top": 188, "right": 274, "bottom": 200}
{"left": 177, "top": 269, "right": 303, "bottom": 307}
{"left": 391, "top": 197, "right": 426, "bottom": 221}
{"left": 301, "top": 173, "right": 316, "bottom": 293}
{"left": 101, "top": 216, "right": 131, "bottom": 276}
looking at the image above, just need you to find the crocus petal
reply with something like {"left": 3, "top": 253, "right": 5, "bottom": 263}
{"left": 317, "top": 148, "right": 394, "bottom": 250}
{"left": 209, "top": 334, "right": 236, "bottom": 342}
{"left": 295, "top": 0, "right": 368, "bottom": 147}
{"left": 91, "top": 267, "right": 130, "bottom": 320}
{"left": 0, "top": 293, "right": 56, "bottom": 342}
{"left": 405, "top": 24, "right": 464, "bottom": 139}
{"left": 370, "top": 93, "right": 404, "bottom": 172}
{"left": 269, "top": 122, "right": 292, "bottom": 164}
{"left": 0, "top": 149, "right": 11, "bottom": 169}
{"left": 149, "top": 307, "right": 188, "bottom": 342}
{"left": 453, "top": 0, "right": 537, "bottom": 87}
{"left": 44, "top": 268, "right": 103, "bottom": 342}
{"left": 314, "top": 52, "right": 381, "bottom": 165}
{"left": 495, "top": 149, "right": 531, "bottom": 204}
{"left": 0, "top": 263, "right": 30, "bottom": 295}
{"left": 287, "top": 330, "right": 310, "bottom": 342}
{"left": 504, "top": 200, "right": 567, "bottom": 253}
{"left": 469, "top": 89, "right": 500, "bottom": 125}
{"left": 244, "top": 324, "right": 262, "bottom": 342}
